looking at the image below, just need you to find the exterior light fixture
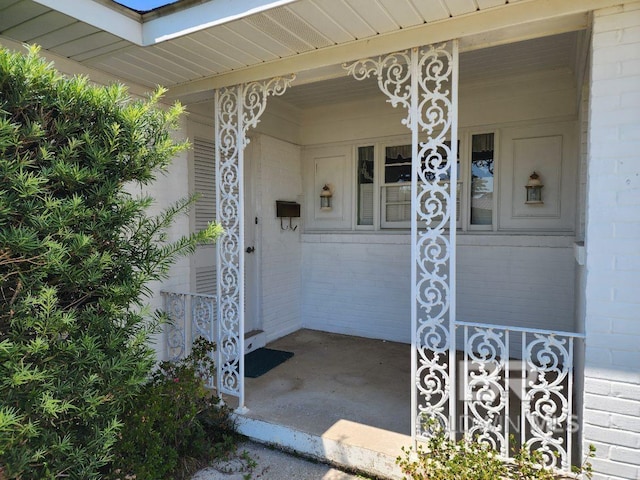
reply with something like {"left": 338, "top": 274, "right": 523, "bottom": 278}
{"left": 525, "top": 172, "right": 543, "bottom": 204}
{"left": 320, "top": 184, "right": 333, "bottom": 211}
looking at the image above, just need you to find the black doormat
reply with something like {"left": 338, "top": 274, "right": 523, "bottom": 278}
{"left": 244, "top": 348, "right": 294, "bottom": 378}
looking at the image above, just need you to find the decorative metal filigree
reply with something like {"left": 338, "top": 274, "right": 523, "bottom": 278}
{"left": 347, "top": 42, "right": 458, "bottom": 438}
{"left": 463, "top": 326, "right": 509, "bottom": 456}
{"left": 215, "top": 75, "right": 294, "bottom": 402}
{"left": 163, "top": 292, "right": 186, "bottom": 361}
{"left": 191, "top": 294, "right": 217, "bottom": 389}
{"left": 523, "top": 333, "right": 573, "bottom": 470}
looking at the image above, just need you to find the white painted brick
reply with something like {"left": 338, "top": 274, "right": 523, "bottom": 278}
{"left": 585, "top": 378, "right": 613, "bottom": 395}
{"left": 589, "top": 457, "right": 639, "bottom": 480}
{"left": 591, "top": 76, "right": 640, "bottom": 96}
{"left": 611, "top": 413, "right": 640, "bottom": 433}
{"left": 620, "top": 123, "right": 640, "bottom": 141}
{"left": 586, "top": 365, "right": 640, "bottom": 385}
{"left": 621, "top": 90, "right": 640, "bottom": 107}
{"left": 585, "top": 410, "right": 612, "bottom": 428}
{"left": 612, "top": 350, "right": 640, "bottom": 370}
{"left": 610, "top": 445, "right": 640, "bottom": 465}
{"left": 584, "top": 394, "right": 640, "bottom": 417}
{"left": 612, "top": 318, "right": 640, "bottom": 335}
{"left": 594, "top": 9, "right": 640, "bottom": 33}
{"left": 583, "top": 424, "right": 640, "bottom": 449}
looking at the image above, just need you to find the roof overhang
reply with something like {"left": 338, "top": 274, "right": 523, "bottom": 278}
{"left": 32, "top": 0, "right": 299, "bottom": 46}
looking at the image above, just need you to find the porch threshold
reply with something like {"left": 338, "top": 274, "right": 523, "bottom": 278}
{"left": 232, "top": 413, "right": 407, "bottom": 480}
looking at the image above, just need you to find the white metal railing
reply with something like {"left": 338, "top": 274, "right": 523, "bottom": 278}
{"left": 454, "top": 320, "right": 585, "bottom": 472}
{"left": 161, "top": 291, "right": 217, "bottom": 389}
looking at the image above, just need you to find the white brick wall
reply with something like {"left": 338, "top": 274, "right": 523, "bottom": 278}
{"left": 301, "top": 234, "right": 577, "bottom": 343}
{"left": 583, "top": 3, "right": 640, "bottom": 479}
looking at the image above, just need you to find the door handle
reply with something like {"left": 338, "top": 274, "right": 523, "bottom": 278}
{"left": 246, "top": 246, "right": 255, "bottom": 253}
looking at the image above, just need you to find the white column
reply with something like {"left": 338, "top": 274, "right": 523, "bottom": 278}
{"left": 583, "top": 3, "right": 640, "bottom": 479}
{"left": 345, "top": 41, "right": 458, "bottom": 441}
{"left": 214, "top": 76, "right": 294, "bottom": 409}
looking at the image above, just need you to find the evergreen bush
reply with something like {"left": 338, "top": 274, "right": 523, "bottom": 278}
{"left": 0, "top": 45, "right": 221, "bottom": 479}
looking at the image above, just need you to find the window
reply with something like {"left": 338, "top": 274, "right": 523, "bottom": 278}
{"left": 470, "top": 133, "right": 494, "bottom": 227}
{"left": 357, "top": 146, "right": 374, "bottom": 226}
{"left": 351, "top": 132, "right": 495, "bottom": 231}
{"left": 381, "top": 145, "right": 412, "bottom": 228}
{"left": 380, "top": 143, "right": 460, "bottom": 229}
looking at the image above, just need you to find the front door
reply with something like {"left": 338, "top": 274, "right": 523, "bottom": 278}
{"left": 243, "top": 150, "right": 260, "bottom": 334}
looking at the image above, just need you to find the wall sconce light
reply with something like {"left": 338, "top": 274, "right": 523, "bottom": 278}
{"left": 320, "top": 184, "right": 333, "bottom": 211}
{"left": 525, "top": 171, "right": 543, "bottom": 204}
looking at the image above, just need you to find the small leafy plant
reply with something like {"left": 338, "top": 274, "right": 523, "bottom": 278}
{"left": 106, "top": 337, "right": 237, "bottom": 480}
{"left": 396, "top": 419, "right": 595, "bottom": 480}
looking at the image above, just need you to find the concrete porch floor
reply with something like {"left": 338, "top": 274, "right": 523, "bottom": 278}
{"left": 232, "top": 329, "right": 412, "bottom": 479}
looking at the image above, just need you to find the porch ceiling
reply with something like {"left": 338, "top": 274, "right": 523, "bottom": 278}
{"left": 0, "top": 0, "right": 603, "bottom": 102}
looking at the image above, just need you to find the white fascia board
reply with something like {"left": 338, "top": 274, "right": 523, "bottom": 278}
{"left": 142, "top": 0, "right": 299, "bottom": 44}
{"left": 33, "top": 0, "right": 144, "bottom": 45}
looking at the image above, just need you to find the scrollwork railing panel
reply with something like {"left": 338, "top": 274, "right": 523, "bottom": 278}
{"left": 457, "top": 321, "right": 581, "bottom": 473}
{"left": 523, "top": 332, "right": 574, "bottom": 471}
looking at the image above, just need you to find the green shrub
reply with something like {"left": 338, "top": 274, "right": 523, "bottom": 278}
{"left": 396, "top": 420, "right": 594, "bottom": 480}
{"left": 106, "top": 337, "right": 236, "bottom": 480}
{"left": 0, "top": 45, "right": 221, "bottom": 479}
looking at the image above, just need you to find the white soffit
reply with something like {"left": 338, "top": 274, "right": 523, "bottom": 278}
{"left": 1, "top": 0, "right": 618, "bottom": 95}
{"left": 31, "top": 0, "right": 301, "bottom": 46}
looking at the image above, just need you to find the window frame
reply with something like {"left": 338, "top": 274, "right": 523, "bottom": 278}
{"left": 354, "top": 143, "right": 378, "bottom": 230}
{"left": 466, "top": 129, "right": 499, "bottom": 232}
{"left": 352, "top": 129, "right": 499, "bottom": 232}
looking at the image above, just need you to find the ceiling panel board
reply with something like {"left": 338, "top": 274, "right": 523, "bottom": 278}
{"left": 219, "top": 23, "right": 288, "bottom": 61}
{"left": 476, "top": 0, "right": 506, "bottom": 9}
{"left": 247, "top": 12, "right": 314, "bottom": 53}
{"left": 72, "top": 40, "right": 131, "bottom": 62}
{"left": 224, "top": 20, "right": 296, "bottom": 58}
{"left": 444, "top": 0, "right": 479, "bottom": 16}
{"left": 288, "top": 1, "right": 354, "bottom": 44}
{"left": 316, "top": 0, "right": 377, "bottom": 40}
{"left": 52, "top": 31, "right": 123, "bottom": 57}
{"left": 146, "top": 43, "right": 225, "bottom": 78}
{"left": 169, "top": 35, "right": 238, "bottom": 72}
{"left": 197, "top": 29, "right": 264, "bottom": 66}
{"left": 459, "top": 32, "right": 577, "bottom": 82}
{"left": 168, "top": 36, "right": 237, "bottom": 72}
{"left": 115, "top": 51, "right": 190, "bottom": 84}
{"left": 344, "top": 0, "right": 398, "bottom": 34}
{"left": 135, "top": 46, "right": 207, "bottom": 79}
{"left": 0, "top": 0, "right": 48, "bottom": 31}
{"left": 3, "top": 11, "right": 75, "bottom": 41}
{"left": 30, "top": 21, "right": 98, "bottom": 49}
{"left": 408, "top": 0, "right": 451, "bottom": 23}
{"left": 0, "top": 0, "right": 23, "bottom": 11}
{"left": 377, "top": 0, "right": 425, "bottom": 29}
{"left": 94, "top": 56, "right": 159, "bottom": 87}
{"left": 270, "top": 7, "right": 333, "bottom": 49}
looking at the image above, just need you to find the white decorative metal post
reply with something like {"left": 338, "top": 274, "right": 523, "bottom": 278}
{"left": 345, "top": 42, "right": 458, "bottom": 440}
{"left": 214, "top": 76, "right": 294, "bottom": 408}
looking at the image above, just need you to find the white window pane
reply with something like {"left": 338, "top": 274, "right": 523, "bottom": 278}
{"left": 357, "top": 146, "right": 374, "bottom": 225}
{"left": 471, "top": 133, "right": 494, "bottom": 226}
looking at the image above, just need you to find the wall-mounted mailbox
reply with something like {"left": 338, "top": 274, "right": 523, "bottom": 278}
{"left": 276, "top": 201, "right": 301, "bottom": 218}
{"left": 276, "top": 200, "right": 300, "bottom": 231}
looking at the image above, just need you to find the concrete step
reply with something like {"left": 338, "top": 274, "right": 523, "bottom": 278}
{"left": 233, "top": 414, "right": 409, "bottom": 479}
